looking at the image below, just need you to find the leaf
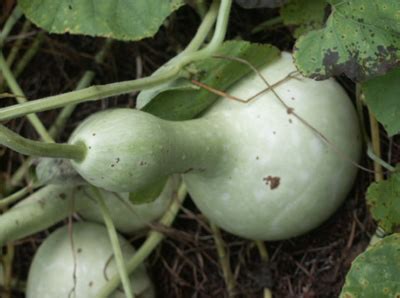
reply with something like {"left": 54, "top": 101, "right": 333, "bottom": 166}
{"left": 19, "top": 0, "right": 184, "bottom": 41}
{"left": 235, "top": 0, "right": 288, "bottom": 8}
{"left": 362, "top": 68, "right": 400, "bottom": 136}
{"left": 280, "top": 0, "right": 328, "bottom": 38}
{"left": 340, "top": 233, "right": 400, "bottom": 298}
{"left": 140, "top": 41, "right": 280, "bottom": 120}
{"left": 293, "top": 0, "right": 400, "bottom": 81}
{"left": 366, "top": 168, "right": 400, "bottom": 233}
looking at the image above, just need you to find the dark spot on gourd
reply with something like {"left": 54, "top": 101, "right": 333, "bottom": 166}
{"left": 288, "top": 119, "right": 293, "bottom": 124}
{"left": 88, "top": 146, "right": 92, "bottom": 149}
{"left": 286, "top": 107, "right": 294, "bottom": 114}
{"left": 139, "top": 161, "right": 147, "bottom": 166}
{"left": 101, "top": 176, "right": 104, "bottom": 180}
{"left": 291, "top": 97, "right": 295, "bottom": 100}
{"left": 256, "top": 156, "right": 259, "bottom": 160}
{"left": 263, "top": 176, "right": 281, "bottom": 190}
{"left": 77, "top": 248, "right": 82, "bottom": 253}
{"left": 92, "top": 133, "right": 96, "bottom": 136}
{"left": 38, "top": 199, "right": 46, "bottom": 208}
{"left": 273, "top": 131, "right": 276, "bottom": 135}
{"left": 59, "top": 193, "right": 66, "bottom": 200}
{"left": 89, "top": 281, "right": 93, "bottom": 287}
{"left": 68, "top": 5, "right": 73, "bottom": 9}
{"left": 15, "top": 220, "right": 19, "bottom": 225}
{"left": 116, "top": 157, "right": 120, "bottom": 163}
{"left": 183, "top": 168, "right": 194, "bottom": 173}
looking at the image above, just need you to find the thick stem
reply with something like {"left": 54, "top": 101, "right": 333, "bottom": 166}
{"left": 0, "top": 7, "right": 23, "bottom": 47}
{"left": 91, "top": 188, "right": 134, "bottom": 298}
{"left": 5, "top": 20, "right": 32, "bottom": 67}
{"left": 0, "top": 124, "right": 85, "bottom": 161}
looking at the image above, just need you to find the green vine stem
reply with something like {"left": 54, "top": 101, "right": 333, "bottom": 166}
{"left": 254, "top": 240, "right": 273, "bottom": 298}
{"left": 0, "top": 0, "right": 232, "bottom": 122}
{"left": 251, "top": 16, "right": 283, "bottom": 34}
{"left": 0, "top": 52, "right": 53, "bottom": 142}
{"left": 0, "top": 6, "right": 23, "bottom": 47}
{"left": 12, "top": 31, "right": 45, "bottom": 80}
{"left": 355, "top": 86, "right": 395, "bottom": 172}
{"left": 5, "top": 20, "right": 31, "bottom": 67}
{"left": 91, "top": 187, "right": 134, "bottom": 298}
{"left": 179, "top": 0, "right": 218, "bottom": 56}
{"left": 210, "top": 222, "right": 236, "bottom": 297}
{"left": 0, "top": 182, "right": 39, "bottom": 209}
{"left": 0, "top": 124, "right": 85, "bottom": 161}
{"left": 355, "top": 84, "right": 389, "bottom": 244}
{"left": 95, "top": 182, "right": 187, "bottom": 298}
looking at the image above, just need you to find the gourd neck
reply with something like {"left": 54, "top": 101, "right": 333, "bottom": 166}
{"left": 161, "top": 117, "right": 227, "bottom": 176}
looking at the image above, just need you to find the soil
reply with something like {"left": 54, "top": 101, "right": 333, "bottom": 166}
{"left": 1, "top": 3, "right": 395, "bottom": 298}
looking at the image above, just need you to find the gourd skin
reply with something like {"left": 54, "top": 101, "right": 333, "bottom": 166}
{"left": 184, "top": 52, "right": 361, "bottom": 240}
{"left": 26, "top": 222, "right": 155, "bottom": 298}
{"left": 69, "top": 52, "right": 361, "bottom": 241}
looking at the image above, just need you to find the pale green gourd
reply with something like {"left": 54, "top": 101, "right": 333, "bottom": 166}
{"left": 26, "top": 222, "right": 155, "bottom": 298}
{"left": 68, "top": 52, "right": 361, "bottom": 240}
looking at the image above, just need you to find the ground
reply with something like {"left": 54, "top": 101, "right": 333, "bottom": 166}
{"left": 1, "top": 3, "right": 396, "bottom": 297}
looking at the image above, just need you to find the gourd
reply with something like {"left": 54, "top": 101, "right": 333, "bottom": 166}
{"left": 2, "top": 52, "right": 361, "bottom": 240}
{"left": 67, "top": 52, "right": 361, "bottom": 240}
{"left": 26, "top": 222, "right": 155, "bottom": 298}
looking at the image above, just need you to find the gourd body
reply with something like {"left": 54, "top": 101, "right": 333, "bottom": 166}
{"left": 69, "top": 53, "right": 361, "bottom": 240}
{"left": 183, "top": 52, "right": 361, "bottom": 240}
{"left": 26, "top": 222, "right": 154, "bottom": 298}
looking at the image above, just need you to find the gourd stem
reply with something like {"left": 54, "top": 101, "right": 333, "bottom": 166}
{"left": 210, "top": 223, "right": 236, "bottom": 297}
{"left": 0, "top": 0, "right": 233, "bottom": 121}
{"left": 0, "top": 182, "right": 40, "bottom": 209}
{"left": 0, "top": 63, "right": 181, "bottom": 121}
{"left": 0, "top": 6, "right": 23, "bottom": 47}
{"left": 95, "top": 183, "right": 187, "bottom": 298}
{"left": 0, "top": 124, "right": 85, "bottom": 161}
{"left": 180, "top": 0, "right": 219, "bottom": 55}
{"left": 91, "top": 187, "right": 134, "bottom": 298}
{"left": 178, "top": 0, "right": 232, "bottom": 65}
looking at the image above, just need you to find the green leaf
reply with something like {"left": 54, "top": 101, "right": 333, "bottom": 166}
{"left": 140, "top": 41, "right": 280, "bottom": 120}
{"left": 362, "top": 68, "right": 400, "bottom": 136}
{"left": 293, "top": 0, "right": 400, "bottom": 81}
{"left": 19, "top": 0, "right": 184, "bottom": 41}
{"left": 128, "top": 178, "right": 167, "bottom": 204}
{"left": 235, "top": 0, "right": 288, "bottom": 9}
{"left": 366, "top": 168, "right": 400, "bottom": 233}
{"left": 280, "top": 0, "right": 328, "bottom": 38}
{"left": 340, "top": 233, "right": 400, "bottom": 298}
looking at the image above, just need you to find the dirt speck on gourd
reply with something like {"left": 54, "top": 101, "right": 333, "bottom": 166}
{"left": 263, "top": 176, "right": 281, "bottom": 190}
